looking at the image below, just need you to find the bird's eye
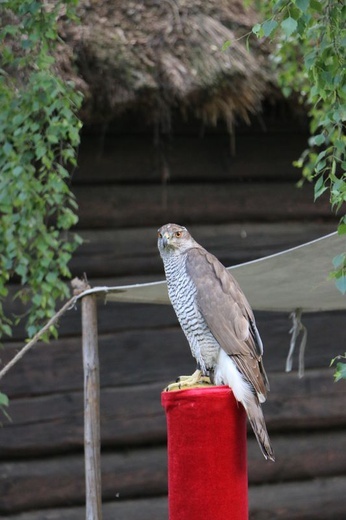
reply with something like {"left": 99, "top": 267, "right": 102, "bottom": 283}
{"left": 158, "top": 232, "right": 162, "bottom": 238}
{"left": 175, "top": 231, "right": 182, "bottom": 238}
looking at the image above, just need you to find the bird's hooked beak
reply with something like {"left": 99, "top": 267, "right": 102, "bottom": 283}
{"left": 161, "top": 232, "right": 170, "bottom": 248}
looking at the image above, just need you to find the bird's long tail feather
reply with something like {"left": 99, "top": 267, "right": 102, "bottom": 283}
{"left": 245, "top": 398, "right": 275, "bottom": 461}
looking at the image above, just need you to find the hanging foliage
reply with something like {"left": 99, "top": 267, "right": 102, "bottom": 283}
{"left": 243, "top": 0, "right": 345, "bottom": 294}
{"left": 249, "top": 0, "right": 346, "bottom": 379}
{"left": 0, "top": 0, "right": 83, "bottom": 344}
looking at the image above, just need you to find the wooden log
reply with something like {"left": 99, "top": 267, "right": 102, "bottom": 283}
{"left": 4, "top": 473, "right": 346, "bottom": 520}
{"left": 1, "top": 433, "right": 346, "bottom": 514}
{"left": 248, "top": 429, "right": 346, "bottom": 483}
{"left": 249, "top": 476, "right": 346, "bottom": 520}
{"left": 0, "top": 330, "right": 188, "bottom": 397}
{"left": 3, "top": 287, "right": 177, "bottom": 341}
{"left": 72, "top": 183, "right": 334, "bottom": 230}
{"left": 74, "top": 133, "right": 307, "bottom": 184}
{"left": 3, "top": 474, "right": 346, "bottom": 520}
{"left": 6, "top": 289, "right": 345, "bottom": 355}
{"left": 265, "top": 368, "right": 346, "bottom": 431}
{"left": 68, "top": 222, "right": 336, "bottom": 278}
{"left": 0, "top": 498, "right": 168, "bottom": 520}
{"left": 0, "top": 383, "right": 166, "bottom": 456}
{"left": 0, "top": 497, "right": 168, "bottom": 520}
{"left": 2, "top": 307, "right": 345, "bottom": 397}
{"left": 81, "top": 295, "right": 102, "bottom": 520}
{"left": 0, "top": 447, "right": 168, "bottom": 514}
{"left": 0, "top": 369, "right": 345, "bottom": 457}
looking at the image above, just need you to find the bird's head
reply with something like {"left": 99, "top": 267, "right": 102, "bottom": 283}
{"left": 157, "top": 223, "right": 196, "bottom": 256}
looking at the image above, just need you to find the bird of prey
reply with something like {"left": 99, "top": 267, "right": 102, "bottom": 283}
{"left": 157, "top": 223, "right": 274, "bottom": 461}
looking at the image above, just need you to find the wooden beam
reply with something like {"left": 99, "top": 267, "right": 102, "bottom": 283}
{"left": 82, "top": 295, "right": 102, "bottom": 520}
{"left": 1, "top": 437, "right": 346, "bottom": 515}
{"left": 249, "top": 475, "right": 346, "bottom": 519}
{"left": 2, "top": 306, "right": 345, "bottom": 397}
{"left": 72, "top": 183, "right": 335, "bottom": 230}
{"left": 68, "top": 222, "right": 336, "bottom": 278}
{"left": 3, "top": 473, "right": 346, "bottom": 520}
{"left": 74, "top": 133, "right": 308, "bottom": 184}
{"left": 1, "top": 369, "right": 345, "bottom": 457}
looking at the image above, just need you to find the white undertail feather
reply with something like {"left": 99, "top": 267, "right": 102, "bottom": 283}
{"left": 258, "top": 391, "right": 266, "bottom": 404}
{"left": 214, "top": 349, "right": 253, "bottom": 406}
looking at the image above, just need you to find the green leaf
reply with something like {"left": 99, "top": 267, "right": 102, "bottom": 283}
{"left": 313, "top": 134, "right": 326, "bottom": 146}
{"left": 13, "top": 165, "right": 23, "bottom": 177}
{"left": 3, "top": 142, "right": 13, "bottom": 156}
{"left": 296, "top": 0, "right": 310, "bottom": 12}
{"left": 281, "top": 17, "right": 298, "bottom": 37}
{"left": 0, "top": 392, "right": 9, "bottom": 407}
{"left": 315, "top": 159, "right": 326, "bottom": 173}
{"left": 262, "top": 19, "right": 278, "bottom": 38}
{"left": 282, "top": 86, "right": 292, "bottom": 98}
{"left": 27, "top": 325, "right": 38, "bottom": 339}
{"left": 332, "top": 253, "right": 346, "bottom": 268}
{"left": 334, "top": 362, "right": 346, "bottom": 382}
{"left": 338, "top": 224, "right": 346, "bottom": 235}
{"left": 32, "top": 293, "right": 42, "bottom": 306}
{"left": 310, "top": 0, "right": 323, "bottom": 13}
{"left": 316, "top": 150, "right": 327, "bottom": 163}
{"left": 221, "top": 40, "right": 232, "bottom": 51}
{"left": 16, "top": 263, "right": 28, "bottom": 279}
{"left": 314, "top": 175, "right": 328, "bottom": 199}
{"left": 1, "top": 324, "right": 12, "bottom": 337}
{"left": 46, "top": 272, "right": 58, "bottom": 284}
{"left": 252, "top": 23, "right": 263, "bottom": 37}
{"left": 335, "top": 275, "right": 346, "bottom": 294}
{"left": 304, "top": 50, "right": 316, "bottom": 70}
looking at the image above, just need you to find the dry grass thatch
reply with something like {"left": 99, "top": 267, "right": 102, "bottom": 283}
{"left": 58, "top": 1, "right": 273, "bottom": 126}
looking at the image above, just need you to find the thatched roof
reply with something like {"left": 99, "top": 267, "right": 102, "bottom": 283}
{"left": 58, "top": 0, "right": 272, "bottom": 126}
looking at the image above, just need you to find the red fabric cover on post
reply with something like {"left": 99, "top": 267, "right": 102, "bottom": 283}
{"left": 161, "top": 386, "right": 248, "bottom": 520}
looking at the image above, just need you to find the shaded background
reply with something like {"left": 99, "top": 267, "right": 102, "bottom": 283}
{"left": 1, "top": 1, "right": 345, "bottom": 518}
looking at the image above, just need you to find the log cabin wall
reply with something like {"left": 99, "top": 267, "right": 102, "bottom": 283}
{"left": 1, "top": 108, "right": 345, "bottom": 520}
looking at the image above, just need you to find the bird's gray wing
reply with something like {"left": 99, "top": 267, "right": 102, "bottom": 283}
{"left": 186, "top": 247, "right": 269, "bottom": 397}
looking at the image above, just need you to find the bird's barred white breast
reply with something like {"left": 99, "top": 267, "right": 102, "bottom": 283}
{"left": 163, "top": 253, "right": 220, "bottom": 372}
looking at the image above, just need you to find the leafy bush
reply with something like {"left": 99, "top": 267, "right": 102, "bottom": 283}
{"left": 0, "top": 0, "right": 83, "bottom": 342}
{"left": 251, "top": 0, "right": 346, "bottom": 378}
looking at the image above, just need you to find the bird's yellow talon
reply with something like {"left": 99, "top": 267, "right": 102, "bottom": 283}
{"left": 164, "top": 369, "right": 212, "bottom": 391}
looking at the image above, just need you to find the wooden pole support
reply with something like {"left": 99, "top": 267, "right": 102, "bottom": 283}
{"left": 82, "top": 294, "right": 102, "bottom": 520}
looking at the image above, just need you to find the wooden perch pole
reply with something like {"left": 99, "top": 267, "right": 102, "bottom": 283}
{"left": 82, "top": 294, "right": 102, "bottom": 520}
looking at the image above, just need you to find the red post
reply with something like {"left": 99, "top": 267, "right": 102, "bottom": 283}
{"left": 161, "top": 386, "right": 248, "bottom": 520}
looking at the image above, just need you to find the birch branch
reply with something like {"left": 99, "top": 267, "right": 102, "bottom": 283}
{"left": 0, "top": 295, "right": 79, "bottom": 382}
